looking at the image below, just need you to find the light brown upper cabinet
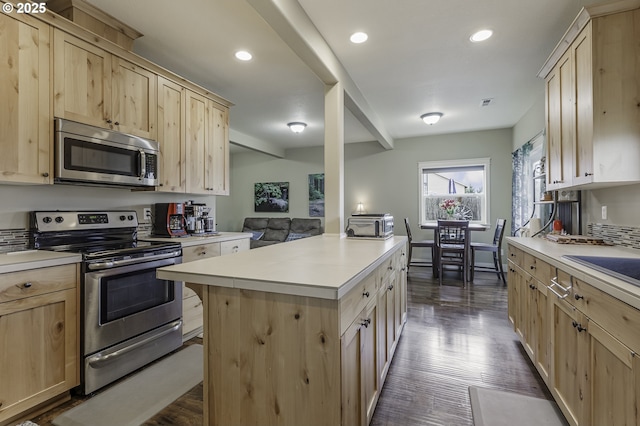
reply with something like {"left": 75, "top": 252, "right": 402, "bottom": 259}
{"left": 541, "top": 5, "right": 640, "bottom": 190}
{"left": 157, "top": 76, "right": 187, "bottom": 192}
{"left": 0, "top": 12, "right": 52, "bottom": 184}
{"left": 185, "top": 91, "right": 230, "bottom": 195}
{"left": 53, "top": 30, "right": 157, "bottom": 140}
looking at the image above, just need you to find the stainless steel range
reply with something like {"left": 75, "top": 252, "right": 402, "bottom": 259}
{"left": 30, "top": 211, "right": 183, "bottom": 394}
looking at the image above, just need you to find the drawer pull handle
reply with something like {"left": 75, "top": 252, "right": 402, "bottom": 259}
{"left": 363, "top": 291, "right": 370, "bottom": 298}
{"left": 549, "top": 276, "right": 571, "bottom": 299}
{"left": 574, "top": 294, "right": 584, "bottom": 300}
{"left": 23, "top": 282, "right": 32, "bottom": 288}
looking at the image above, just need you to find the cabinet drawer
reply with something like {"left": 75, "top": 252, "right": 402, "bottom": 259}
{"left": 507, "top": 245, "right": 523, "bottom": 268}
{"left": 182, "top": 242, "right": 221, "bottom": 262}
{"left": 0, "top": 264, "right": 78, "bottom": 303}
{"left": 523, "top": 253, "right": 554, "bottom": 285}
{"left": 572, "top": 278, "right": 640, "bottom": 354}
{"left": 379, "top": 254, "right": 397, "bottom": 286}
{"left": 339, "top": 271, "right": 378, "bottom": 335}
{"left": 220, "top": 239, "right": 249, "bottom": 255}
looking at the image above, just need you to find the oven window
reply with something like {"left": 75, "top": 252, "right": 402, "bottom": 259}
{"left": 65, "top": 137, "right": 138, "bottom": 176}
{"left": 100, "top": 268, "right": 174, "bottom": 323}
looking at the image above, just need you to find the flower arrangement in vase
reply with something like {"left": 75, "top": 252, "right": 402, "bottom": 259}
{"left": 439, "top": 199, "right": 461, "bottom": 219}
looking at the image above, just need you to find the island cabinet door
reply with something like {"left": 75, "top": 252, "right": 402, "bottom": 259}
{"left": 341, "top": 301, "right": 378, "bottom": 426}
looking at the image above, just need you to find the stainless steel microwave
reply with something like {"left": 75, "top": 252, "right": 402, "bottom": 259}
{"left": 54, "top": 118, "right": 159, "bottom": 188}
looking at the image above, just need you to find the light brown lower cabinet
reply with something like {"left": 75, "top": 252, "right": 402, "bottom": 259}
{"left": 508, "top": 243, "right": 640, "bottom": 426}
{"left": 201, "top": 242, "right": 407, "bottom": 425}
{"left": 180, "top": 237, "right": 250, "bottom": 340}
{"left": 0, "top": 264, "right": 79, "bottom": 426}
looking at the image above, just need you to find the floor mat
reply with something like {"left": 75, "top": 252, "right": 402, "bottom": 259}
{"left": 53, "top": 344, "right": 203, "bottom": 426}
{"left": 469, "top": 386, "right": 568, "bottom": 426}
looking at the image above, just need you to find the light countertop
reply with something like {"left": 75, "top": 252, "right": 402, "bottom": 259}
{"left": 506, "top": 236, "right": 640, "bottom": 309}
{"left": 0, "top": 250, "right": 82, "bottom": 274}
{"left": 139, "top": 231, "right": 251, "bottom": 247}
{"left": 157, "top": 234, "right": 408, "bottom": 300}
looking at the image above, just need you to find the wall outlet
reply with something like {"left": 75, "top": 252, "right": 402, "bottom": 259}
{"left": 601, "top": 205, "right": 607, "bottom": 220}
{"left": 143, "top": 207, "right": 152, "bottom": 220}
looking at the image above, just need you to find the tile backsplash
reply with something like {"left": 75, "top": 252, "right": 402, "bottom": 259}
{"left": 588, "top": 223, "right": 640, "bottom": 250}
{"left": 0, "top": 229, "right": 29, "bottom": 253}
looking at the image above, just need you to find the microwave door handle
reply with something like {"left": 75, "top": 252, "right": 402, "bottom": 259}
{"left": 139, "top": 150, "right": 146, "bottom": 180}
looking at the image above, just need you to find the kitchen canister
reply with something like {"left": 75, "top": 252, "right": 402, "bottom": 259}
{"left": 529, "top": 218, "right": 542, "bottom": 235}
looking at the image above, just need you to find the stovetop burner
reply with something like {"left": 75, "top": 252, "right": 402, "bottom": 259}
{"left": 29, "top": 210, "right": 181, "bottom": 261}
{"left": 563, "top": 255, "right": 640, "bottom": 288}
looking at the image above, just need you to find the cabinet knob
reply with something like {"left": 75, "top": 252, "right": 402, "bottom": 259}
{"left": 530, "top": 265, "right": 535, "bottom": 270}
{"left": 114, "top": 121, "right": 120, "bottom": 126}
{"left": 41, "top": 172, "right": 49, "bottom": 177}
{"left": 361, "top": 318, "right": 372, "bottom": 328}
{"left": 572, "top": 320, "right": 586, "bottom": 332}
{"left": 23, "top": 282, "right": 32, "bottom": 288}
{"left": 363, "top": 291, "right": 370, "bottom": 298}
{"left": 106, "top": 119, "right": 112, "bottom": 124}
{"left": 574, "top": 294, "right": 584, "bottom": 300}
{"left": 387, "top": 284, "right": 394, "bottom": 291}
{"left": 584, "top": 172, "right": 593, "bottom": 177}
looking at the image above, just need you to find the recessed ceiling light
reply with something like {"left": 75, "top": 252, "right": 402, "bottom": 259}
{"left": 350, "top": 32, "right": 368, "bottom": 44}
{"left": 287, "top": 122, "right": 307, "bottom": 133}
{"left": 470, "top": 29, "right": 493, "bottom": 43}
{"left": 235, "top": 50, "right": 252, "bottom": 61}
{"left": 420, "top": 112, "right": 443, "bottom": 125}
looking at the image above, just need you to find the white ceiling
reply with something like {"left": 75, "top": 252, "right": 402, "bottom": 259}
{"left": 83, "top": 0, "right": 601, "bottom": 153}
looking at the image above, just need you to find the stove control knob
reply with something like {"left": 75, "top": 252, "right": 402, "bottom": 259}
{"left": 55, "top": 216, "right": 64, "bottom": 223}
{"left": 119, "top": 215, "right": 126, "bottom": 221}
{"left": 127, "top": 215, "right": 134, "bottom": 221}
{"left": 42, "top": 216, "right": 52, "bottom": 224}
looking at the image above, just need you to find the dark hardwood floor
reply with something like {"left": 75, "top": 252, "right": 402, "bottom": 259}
{"left": 32, "top": 268, "right": 550, "bottom": 426}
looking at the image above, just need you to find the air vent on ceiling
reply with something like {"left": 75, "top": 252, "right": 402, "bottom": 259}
{"left": 480, "top": 98, "right": 494, "bottom": 107}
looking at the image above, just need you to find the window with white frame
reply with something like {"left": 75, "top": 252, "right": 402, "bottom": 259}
{"left": 418, "top": 158, "right": 490, "bottom": 224}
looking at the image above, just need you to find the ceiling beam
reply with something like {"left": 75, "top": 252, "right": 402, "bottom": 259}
{"left": 230, "top": 128, "right": 286, "bottom": 158}
{"left": 246, "top": 0, "right": 395, "bottom": 150}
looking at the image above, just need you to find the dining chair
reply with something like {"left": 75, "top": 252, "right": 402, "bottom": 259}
{"left": 404, "top": 218, "right": 435, "bottom": 272}
{"left": 436, "top": 220, "right": 470, "bottom": 286}
{"left": 470, "top": 218, "right": 507, "bottom": 284}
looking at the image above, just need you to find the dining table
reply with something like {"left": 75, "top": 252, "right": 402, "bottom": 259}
{"left": 420, "top": 221, "right": 490, "bottom": 279}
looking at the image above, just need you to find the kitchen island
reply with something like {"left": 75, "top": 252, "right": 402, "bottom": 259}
{"left": 157, "top": 234, "right": 408, "bottom": 426}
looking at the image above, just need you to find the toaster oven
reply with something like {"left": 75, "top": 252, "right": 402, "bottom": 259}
{"left": 346, "top": 214, "right": 394, "bottom": 239}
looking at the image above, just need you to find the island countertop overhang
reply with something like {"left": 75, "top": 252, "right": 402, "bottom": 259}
{"left": 157, "top": 234, "right": 408, "bottom": 300}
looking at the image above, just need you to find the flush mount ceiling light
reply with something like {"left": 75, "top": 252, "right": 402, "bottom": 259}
{"left": 420, "top": 112, "right": 443, "bottom": 125}
{"left": 350, "top": 32, "right": 368, "bottom": 44}
{"left": 470, "top": 29, "right": 493, "bottom": 43}
{"left": 287, "top": 122, "right": 307, "bottom": 133}
{"left": 235, "top": 50, "right": 252, "bottom": 61}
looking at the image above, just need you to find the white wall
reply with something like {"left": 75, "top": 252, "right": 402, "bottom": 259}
{"left": 217, "top": 128, "right": 514, "bottom": 256}
{"left": 0, "top": 184, "right": 216, "bottom": 229}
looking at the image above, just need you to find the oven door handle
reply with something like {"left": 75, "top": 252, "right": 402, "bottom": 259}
{"left": 86, "top": 250, "right": 182, "bottom": 270}
{"left": 87, "top": 320, "right": 182, "bottom": 368}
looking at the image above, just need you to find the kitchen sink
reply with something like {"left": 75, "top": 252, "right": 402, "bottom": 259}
{"left": 563, "top": 255, "right": 640, "bottom": 287}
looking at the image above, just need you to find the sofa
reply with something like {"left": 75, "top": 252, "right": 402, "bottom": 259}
{"left": 242, "top": 217, "right": 322, "bottom": 249}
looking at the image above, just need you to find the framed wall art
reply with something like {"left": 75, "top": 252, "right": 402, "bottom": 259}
{"left": 254, "top": 182, "right": 289, "bottom": 212}
{"left": 308, "top": 173, "right": 324, "bottom": 217}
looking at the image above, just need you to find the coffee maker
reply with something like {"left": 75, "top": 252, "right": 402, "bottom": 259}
{"left": 153, "top": 203, "right": 188, "bottom": 237}
{"left": 184, "top": 202, "right": 215, "bottom": 234}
